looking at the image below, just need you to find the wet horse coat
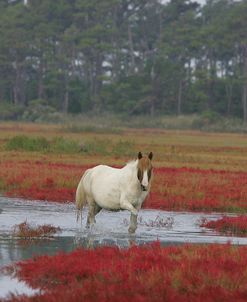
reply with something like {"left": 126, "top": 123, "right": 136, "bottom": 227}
{"left": 76, "top": 152, "right": 153, "bottom": 233}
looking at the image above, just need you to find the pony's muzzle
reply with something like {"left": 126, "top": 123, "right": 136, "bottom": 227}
{"left": 141, "top": 184, "right": 148, "bottom": 191}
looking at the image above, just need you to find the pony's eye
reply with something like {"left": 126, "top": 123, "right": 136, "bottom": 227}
{"left": 137, "top": 169, "right": 143, "bottom": 181}
{"left": 148, "top": 169, "right": 152, "bottom": 180}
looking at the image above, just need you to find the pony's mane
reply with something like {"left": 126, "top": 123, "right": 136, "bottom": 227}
{"left": 124, "top": 155, "right": 152, "bottom": 171}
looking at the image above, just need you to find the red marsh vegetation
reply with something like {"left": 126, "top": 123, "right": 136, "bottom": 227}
{"left": 1, "top": 160, "right": 247, "bottom": 213}
{"left": 3, "top": 243, "right": 247, "bottom": 302}
{"left": 201, "top": 215, "right": 247, "bottom": 237}
{"left": 13, "top": 221, "right": 61, "bottom": 239}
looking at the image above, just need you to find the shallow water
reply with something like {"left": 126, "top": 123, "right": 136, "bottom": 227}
{"left": 0, "top": 196, "right": 247, "bottom": 298}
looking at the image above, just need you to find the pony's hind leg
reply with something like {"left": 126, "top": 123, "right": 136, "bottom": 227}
{"left": 94, "top": 203, "right": 102, "bottom": 217}
{"left": 86, "top": 201, "right": 101, "bottom": 228}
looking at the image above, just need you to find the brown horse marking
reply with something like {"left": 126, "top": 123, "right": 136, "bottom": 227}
{"left": 137, "top": 152, "right": 153, "bottom": 183}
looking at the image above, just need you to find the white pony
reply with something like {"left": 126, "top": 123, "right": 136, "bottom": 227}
{"left": 76, "top": 152, "right": 153, "bottom": 233}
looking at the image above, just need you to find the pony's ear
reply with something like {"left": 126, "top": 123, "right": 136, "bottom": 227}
{"left": 138, "top": 152, "right": 143, "bottom": 159}
{"left": 148, "top": 152, "right": 153, "bottom": 160}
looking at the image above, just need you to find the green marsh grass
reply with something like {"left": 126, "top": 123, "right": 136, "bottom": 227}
{"left": 5, "top": 134, "right": 135, "bottom": 157}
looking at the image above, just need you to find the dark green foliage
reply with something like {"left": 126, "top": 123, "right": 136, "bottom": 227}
{"left": 6, "top": 135, "right": 50, "bottom": 152}
{"left": 50, "top": 137, "right": 80, "bottom": 153}
{"left": 192, "top": 110, "right": 222, "bottom": 129}
{"left": 79, "top": 138, "right": 134, "bottom": 156}
{"left": 21, "top": 99, "right": 56, "bottom": 121}
{"left": 0, "top": 0, "right": 247, "bottom": 121}
{"left": 5, "top": 135, "right": 79, "bottom": 153}
{"left": 5, "top": 135, "right": 135, "bottom": 155}
{"left": 0, "top": 103, "right": 24, "bottom": 120}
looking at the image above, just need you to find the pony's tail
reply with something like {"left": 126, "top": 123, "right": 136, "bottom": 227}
{"left": 75, "top": 178, "right": 87, "bottom": 223}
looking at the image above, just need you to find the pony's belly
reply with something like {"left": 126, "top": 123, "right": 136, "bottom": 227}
{"left": 93, "top": 188, "right": 147, "bottom": 211}
{"left": 95, "top": 198, "right": 121, "bottom": 210}
{"left": 93, "top": 189, "right": 121, "bottom": 210}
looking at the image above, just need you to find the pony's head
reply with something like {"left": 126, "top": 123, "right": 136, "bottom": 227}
{"left": 137, "top": 152, "right": 153, "bottom": 191}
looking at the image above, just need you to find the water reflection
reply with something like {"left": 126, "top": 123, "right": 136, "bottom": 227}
{"left": 0, "top": 274, "right": 39, "bottom": 298}
{"left": 0, "top": 235, "right": 150, "bottom": 267}
{"left": 1, "top": 197, "right": 247, "bottom": 269}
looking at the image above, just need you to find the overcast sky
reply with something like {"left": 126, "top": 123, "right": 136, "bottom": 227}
{"left": 161, "top": 0, "right": 206, "bottom": 6}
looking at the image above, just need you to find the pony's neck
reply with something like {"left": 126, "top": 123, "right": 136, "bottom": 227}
{"left": 125, "top": 160, "right": 138, "bottom": 169}
{"left": 124, "top": 160, "right": 139, "bottom": 185}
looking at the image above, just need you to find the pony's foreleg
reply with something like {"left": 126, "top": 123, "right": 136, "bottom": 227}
{"left": 120, "top": 201, "right": 138, "bottom": 216}
{"left": 129, "top": 213, "right": 138, "bottom": 234}
{"left": 129, "top": 204, "right": 142, "bottom": 234}
{"left": 120, "top": 199, "right": 139, "bottom": 233}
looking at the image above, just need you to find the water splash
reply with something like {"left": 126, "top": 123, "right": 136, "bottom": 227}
{"left": 0, "top": 196, "right": 247, "bottom": 269}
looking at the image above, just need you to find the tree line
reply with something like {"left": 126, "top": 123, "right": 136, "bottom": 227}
{"left": 0, "top": 0, "right": 247, "bottom": 121}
